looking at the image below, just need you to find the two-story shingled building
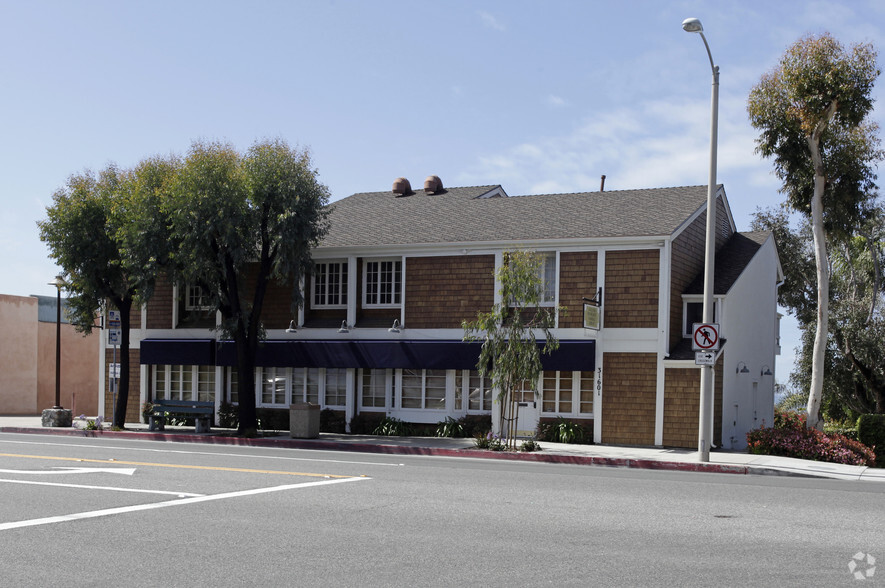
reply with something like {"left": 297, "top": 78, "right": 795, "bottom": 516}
{"left": 102, "top": 177, "right": 782, "bottom": 450}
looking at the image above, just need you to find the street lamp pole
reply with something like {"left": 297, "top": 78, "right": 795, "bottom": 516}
{"left": 49, "top": 275, "right": 65, "bottom": 409}
{"left": 683, "top": 17, "right": 719, "bottom": 462}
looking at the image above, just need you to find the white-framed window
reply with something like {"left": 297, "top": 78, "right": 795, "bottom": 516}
{"left": 324, "top": 368, "right": 347, "bottom": 407}
{"left": 455, "top": 370, "right": 493, "bottom": 412}
{"left": 185, "top": 284, "right": 212, "bottom": 311}
{"left": 260, "top": 367, "right": 289, "bottom": 406}
{"left": 363, "top": 259, "right": 402, "bottom": 307}
{"left": 291, "top": 367, "right": 346, "bottom": 407}
{"left": 153, "top": 365, "right": 215, "bottom": 402}
{"left": 683, "top": 299, "right": 719, "bottom": 337}
{"left": 226, "top": 367, "right": 238, "bottom": 404}
{"left": 359, "top": 368, "right": 388, "bottom": 409}
{"left": 541, "top": 371, "right": 594, "bottom": 416}
{"left": 398, "top": 369, "right": 446, "bottom": 410}
{"left": 292, "top": 368, "right": 320, "bottom": 404}
{"left": 537, "top": 252, "right": 557, "bottom": 305}
{"left": 312, "top": 261, "right": 348, "bottom": 308}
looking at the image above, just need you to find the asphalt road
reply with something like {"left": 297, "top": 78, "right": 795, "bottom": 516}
{"left": 0, "top": 432, "right": 882, "bottom": 587}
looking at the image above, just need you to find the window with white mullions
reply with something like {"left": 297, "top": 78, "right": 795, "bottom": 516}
{"left": 153, "top": 365, "right": 215, "bottom": 403}
{"left": 455, "top": 370, "right": 493, "bottom": 412}
{"left": 541, "top": 371, "right": 594, "bottom": 416}
{"left": 364, "top": 259, "right": 402, "bottom": 307}
{"left": 186, "top": 284, "right": 212, "bottom": 311}
{"left": 359, "top": 368, "right": 388, "bottom": 409}
{"left": 260, "top": 367, "right": 289, "bottom": 406}
{"left": 312, "top": 261, "right": 348, "bottom": 308}
{"left": 399, "top": 369, "right": 446, "bottom": 410}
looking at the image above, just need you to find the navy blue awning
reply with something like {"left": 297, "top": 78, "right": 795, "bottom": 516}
{"left": 140, "top": 339, "right": 216, "bottom": 365}
{"left": 215, "top": 339, "right": 595, "bottom": 371}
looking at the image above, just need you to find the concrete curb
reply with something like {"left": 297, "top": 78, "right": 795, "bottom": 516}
{"left": 0, "top": 426, "right": 757, "bottom": 476}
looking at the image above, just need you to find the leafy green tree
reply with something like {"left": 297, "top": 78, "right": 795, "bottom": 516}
{"left": 748, "top": 33, "right": 881, "bottom": 429}
{"left": 164, "top": 139, "right": 330, "bottom": 435}
{"left": 752, "top": 207, "right": 885, "bottom": 420}
{"left": 38, "top": 158, "right": 174, "bottom": 428}
{"left": 463, "top": 250, "right": 559, "bottom": 447}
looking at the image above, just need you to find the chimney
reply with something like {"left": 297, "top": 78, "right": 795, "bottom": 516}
{"left": 392, "top": 177, "right": 412, "bottom": 196}
{"left": 423, "top": 175, "right": 444, "bottom": 194}
{"left": 600, "top": 175, "right": 606, "bottom": 192}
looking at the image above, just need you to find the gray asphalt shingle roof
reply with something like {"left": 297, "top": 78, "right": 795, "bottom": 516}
{"left": 320, "top": 184, "right": 713, "bottom": 249}
{"left": 684, "top": 231, "right": 772, "bottom": 296}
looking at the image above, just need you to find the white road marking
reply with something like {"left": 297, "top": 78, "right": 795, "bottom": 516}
{"left": 0, "top": 478, "right": 202, "bottom": 497}
{"left": 0, "top": 466, "right": 136, "bottom": 475}
{"left": 0, "top": 437, "right": 404, "bottom": 467}
{"left": 0, "top": 476, "right": 370, "bottom": 532}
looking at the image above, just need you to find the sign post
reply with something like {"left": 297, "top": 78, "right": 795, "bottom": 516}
{"left": 108, "top": 310, "right": 121, "bottom": 425}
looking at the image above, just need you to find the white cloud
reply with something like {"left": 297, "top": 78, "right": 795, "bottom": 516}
{"left": 477, "top": 11, "right": 505, "bottom": 32}
{"left": 547, "top": 95, "right": 567, "bottom": 108}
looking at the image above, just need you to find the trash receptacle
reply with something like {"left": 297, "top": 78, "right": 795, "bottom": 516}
{"left": 289, "top": 403, "right": 320, "bottom": 439}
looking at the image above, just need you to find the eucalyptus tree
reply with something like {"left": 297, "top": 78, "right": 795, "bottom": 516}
{"left": 38, "top": 157, "right": 174, "bottom": 428}
{"left": 748, "top": 33, "right": 881, "bottom": 429}
{"left": 463, "top": 250, "right": 559, "bottom": 447}
{"left": 164, "top": 139, "right": 330, "bottom": 435}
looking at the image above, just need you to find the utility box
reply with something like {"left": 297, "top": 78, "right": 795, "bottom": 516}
{"left": 289, "top": 403, "right": 320, "bottom": 439}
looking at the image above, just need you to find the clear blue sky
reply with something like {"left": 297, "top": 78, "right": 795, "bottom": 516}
{"left": 2, "top": 0, "right": 883, "bottom": 386}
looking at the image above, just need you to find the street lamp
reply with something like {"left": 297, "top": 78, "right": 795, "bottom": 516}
{"left": 683, "top": 17, "right": 719, "bottom": 462}
{"left": 49, "top": 275, "right": 65, "bottom": 409}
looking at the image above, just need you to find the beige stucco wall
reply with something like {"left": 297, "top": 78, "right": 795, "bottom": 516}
{"left": 0, "top": 295, "right": 39, "bottom": 414}
{"left": 0, "top": 294, "right": 99, "bottom": 416}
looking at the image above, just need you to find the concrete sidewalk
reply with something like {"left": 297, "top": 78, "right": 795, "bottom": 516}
{"left": 1, "top": 415, "right": 883, "bottom": 482}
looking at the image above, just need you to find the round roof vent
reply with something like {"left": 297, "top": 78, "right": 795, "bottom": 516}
{"left": 392, "top": 177, "right": 412, "bottom": 196}
{"left": 423, "top": 175, "right": 443, "bottom": 194}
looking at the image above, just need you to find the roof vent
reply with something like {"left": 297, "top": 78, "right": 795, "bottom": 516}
{"left": 392, "top": 177, "right": 412, "bottom": 196}
{"left": 600, "top": 175, "right": 606, "bottom": 192}
{"left": 423, "top": 175, "right": 444, "bottom": 194}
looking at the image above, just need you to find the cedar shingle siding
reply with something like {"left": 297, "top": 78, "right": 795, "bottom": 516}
{"left": 559, "top": 251, "right": 598, "bottom": 329}
{"left": 146, "top": 273, "right": 174, "bottom": 329}
{"left": 603, "top": 250, "right": 659, "bottom": 328}
{"left": 405, "top": 255, "right": 495, "bottom": 328}
{"left": 662, "top": 360, "right": 724, "bottom": 449}
{"left": 601, "top": 352, "right": 657, "bottom": 445}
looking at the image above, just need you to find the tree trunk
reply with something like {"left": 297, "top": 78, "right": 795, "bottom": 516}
{"left": 235, "top": 332, "right": 259, "bottom": 435}
{"left": 113, "top": 298, "right": 133, "bottom": 429}
{"left": 806, "top": 140, "right": 829, "bottom": 432}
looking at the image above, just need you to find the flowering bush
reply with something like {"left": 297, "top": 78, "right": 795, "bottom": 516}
{"left": 747, "top": 409, "right": 875, "bottom": 466}
{"left": 473, "top": 432, "right": 506, "bottom": 451}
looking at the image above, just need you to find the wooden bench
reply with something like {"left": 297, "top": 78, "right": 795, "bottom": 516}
{"left": 148, "top": 399, "right": 214, "bottom": 433}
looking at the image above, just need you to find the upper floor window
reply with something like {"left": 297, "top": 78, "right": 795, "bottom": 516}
{"left": 312, "top": 261, "right": 348, "bottom": 308}
{"left": 186, "top": 284, "right": 212, "bottom": 311}
{"left": 683, "top": 299, "right": 719, "bottom": 337}
{"left": 537, "top": 252, "right": 557, "bottom": 305}
{"left": 363, "top": 259, "right": 402, "bottom": 307}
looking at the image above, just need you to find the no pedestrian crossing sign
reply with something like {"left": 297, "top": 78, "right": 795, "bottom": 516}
{"left": 692, "top": 323, "right": 720, "bottom": 351}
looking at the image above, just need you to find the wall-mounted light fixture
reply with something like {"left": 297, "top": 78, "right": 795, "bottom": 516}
{"left": 388, "top": 319, "right": 402, "bottom": 333}
{"left": 736, "top": 361, "right": 750, "bottom": 375}
{"left": 338, "top": 320, "right": 349, "bottom": 334}
{"left": 761, "top": 365, "right": 772, "bottom": 376}
{"left": 286, "top": 320, "right": 297, "bottom": 333}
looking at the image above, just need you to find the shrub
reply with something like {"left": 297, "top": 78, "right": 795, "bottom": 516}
{"left": 747, "top": 411, "right": 876, "bottom": 467}
{"left": 536, "top": 417, "right": 592, "bottom": 444}
{"left": 435, "top": 417, "right": 464, "bottom": 438}
{"left": 320, "top": 409, "right": 346, "bottom": 433}
{"left": 473, "top": 432, "right": 506, "bottom": 451}
{"left": 349, "top": 412, "right": 384, "bottom": 435}
{"left": 519, "top": 439, "right": 541, "bottom": 452}
{"left": 456, "top": 414, "right": 492, "bottom": 437}
{"left": 857, "top": 414, "right": 885, "bottom": 466}
{"left": 255, "top": 408, "right": 288, "bottom": 431}
{"left": 373, "top": 416, "right": 412, "bottom": 437}
{"left": 218, "top": 401, "right": 238, "bottom": 429}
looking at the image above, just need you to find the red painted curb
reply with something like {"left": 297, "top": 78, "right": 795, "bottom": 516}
{"left": 0, "top": 426, "right": 751, "bottom": 475}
